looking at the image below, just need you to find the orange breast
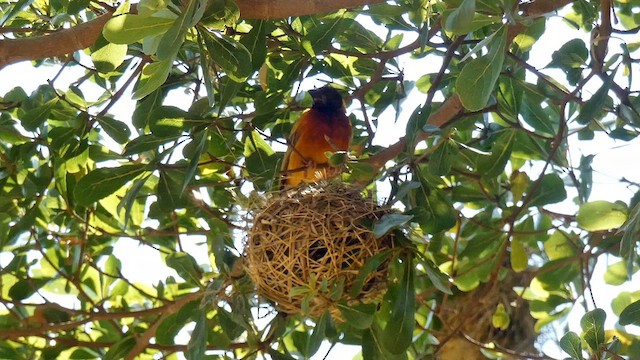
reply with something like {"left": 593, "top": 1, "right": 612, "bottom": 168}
{"left": 284, "top": 109, "right": 351, "bottom": 186}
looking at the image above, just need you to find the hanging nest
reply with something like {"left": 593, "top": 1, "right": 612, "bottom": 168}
{"left": 244, "top": 182, "right": 395, "bottom": 318}
{"left": 437, "top": 272, "right": 539, "bottom": 359}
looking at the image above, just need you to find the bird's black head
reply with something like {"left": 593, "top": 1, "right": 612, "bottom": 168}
{"left": 309, "top": 86, "right": 344, "bottom": 114}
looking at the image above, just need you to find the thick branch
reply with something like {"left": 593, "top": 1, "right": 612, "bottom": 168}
{"left": 0, "top": 12, "right": 112, "bottom": 69}
{"left": 0, "top": 0, "right": 384, "bottom": 69}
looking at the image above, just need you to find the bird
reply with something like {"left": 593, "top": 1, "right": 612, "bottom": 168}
{"left": 280, "top": 86, "right": 352, "bottom": 188}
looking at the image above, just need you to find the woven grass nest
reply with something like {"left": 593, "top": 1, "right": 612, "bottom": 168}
{"left": 245, "top": 182, "right": 395, "bottom": 318}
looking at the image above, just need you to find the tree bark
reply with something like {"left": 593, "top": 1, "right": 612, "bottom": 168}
{"left": 0, "top": 13, "right": 112, "bottom": 69}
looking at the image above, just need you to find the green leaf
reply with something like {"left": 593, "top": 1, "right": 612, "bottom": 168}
{"left": 243, "top": 130, "right": 277, "bottom": 190}
{"left": 578, "top": 154, "right": 594, "bottom": 202}
{"left": 520, "top": 90, "right": 557, "bottom": 136}
{"left": 429, "top": 140, "right": 457, "bottom": 176}
{"left": 97, "top": 116, "right": 131, "bottom": 144}
{"left": 536, "top": 259, "right": 580, "bottom": 290}
{"left": 74, "top": 165, "right": 147, "bottom": 206}
{"left": 268, "top": 350, "right": 296, "bottom": 360}
{"left": 8, "top": 279, "right": 49, "bottom": 300}
{"left": 103, "top": 14, "right": 174, "bottom": 44}
{"left": 1, "top": 0, "right": 34, "bottom": 25}
{"left": 444, "top": 0, "right": 476, "bottom": 35}
{"left": 200, "top": 29, "right": 252, "bottom": 82}
{"left": 577, "top": 200, "right": 627, "bottom": 231}
{"left": 156, "top": 301, "right": 199, "bottom": 345}
{"left": 200, "top": 0, "right": 240, "bottom": 29}
{"left": 104, "top": 336, "right": 136, "bottom": 360}
{"left": 576, "top": 69, "right": 615, "bottom": 124}
{"left": 123, "top": 134, "right": 178, "bottom": 156}
{"left": 619, "top": 203, "right": 640, "bottom": 275}
{"left": 132, "top": 90, "right": 163, "bottom": 129}
{"left": 306, "top": 310, "right": 329, "bottom": 357}
{"left": 218, "top": 309, "right": 246, "bottom": 340}
{"left": 456, "top": 27, "right": 506, "bottom": 111}
{"left": 510, "top": 239, "right": 528, "bottom": 272}
{"left": 496, "top": 76, "right": 520, "bottom": 123}
{"left": 186, "top": 308, "right": 207, "bottom": 360}
{"left": 423, "top": 256, "right": 452, "bottom": 294}
{"left": 382, "top": 256, "right": 415, "bottom": 354}
{"left": 133, "top": 59, "right": 172, "bottom": 100}
{"left": 548, "top": 38, "right": 589, "bottom": 69}
{"left": 604, "top": 261, "right": 635, "bottom": 285}
{"left": 612, "top": 291, "right": 640, "bottom": 317}
{"left": 303, "top": 16, "right": 355, "bottom": 56}
{"left": 336, "top": 302, "right": 376, "bottom": 329}
{"left": 544, "top": 230, "right": 576, "bottom": 260}
{"left": 346, "top": 161, "right": 376, "bottom": 182}
{"left": 373, "top": 214, "right": 413, "bottom": 238}
{"left": 492, "top": 303, "right": 510, "bottom": 330}
{"left": 158, "top": 170, "right": 190, "bottom": 210}
{"left": 619, "top": 299, "right": 640, "bottom": 326}
{"left": 349, "top": 250, "right": 391, "bottom": 298}
{"left": 21, "top": 98, "right": 58, "bottom": 131}
{"left": 478, "top": 128, "right": 515, "bottom": 177}
{"left": 156, "top": 0, "right": 206, "bottom": 60}
{"left": 527, "top": 173, "right": 567, "bottom": 207}
{"left": 182, "top": 129, "right": 208, "bottom": 193}
{"left": 239, "top": 20, "right": 269, "bottom": 70}
{"left": 166, "top": 252, "right": 201, "bottom": 285}
{"left": 148, "top": 106, "right": 188, "bottom": 137}
{"left": 216, "top": 76, "right": 243, "bottom": 115}
{"left": 581, "top": 308, "right": 606, "bottom": 352}
{"left": 560, "top": 331, "right": 583, "bottom": 359}
{"left": 362, "top": 326, "right": 407, "bottom": 360}
{"left": 91, "top": 34, "right": 128, "bottom": 73}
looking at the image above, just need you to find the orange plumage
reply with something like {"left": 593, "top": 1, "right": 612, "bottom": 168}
{"left": 281, "top": 86, "right": 352, "bottom": 187}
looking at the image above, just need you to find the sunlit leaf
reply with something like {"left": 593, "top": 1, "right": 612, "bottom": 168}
{"left": 577, "top": 200, "right": 627, "bottom": 231}
{"left": 75, "top": 165, "right": 147, "bottom": 206}
{"left": 619, "top": 300, "right": 640, "bottom": 326}
{"left": 103, "top": 14, "right": 174, "bottom": 44}
{"left": 133, "top": 59, "right": 173, "bottom": 100}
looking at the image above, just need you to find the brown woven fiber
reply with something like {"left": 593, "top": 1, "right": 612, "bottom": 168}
{"left": 245, "top": 182, "right": 394, "bottom": 318}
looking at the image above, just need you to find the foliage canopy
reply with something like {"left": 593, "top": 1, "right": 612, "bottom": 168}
{"left": 1, "top": 0, "right": 640, "bottom": 359}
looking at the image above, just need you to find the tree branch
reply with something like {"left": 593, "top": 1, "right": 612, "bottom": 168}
{"left": 238, "top": 0, "right": 385, "bottom": 19}
{"left": 361, "top": 0, "right": 577, "bottom": 174}
{"left": 0, "top": 12, "right": 112, "bottom": 69}
{"left": 0, "top": 292, "right": 202, "bottom": 339}
{"left": 0, "top": 0, "right": 385, "bottom": 69}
